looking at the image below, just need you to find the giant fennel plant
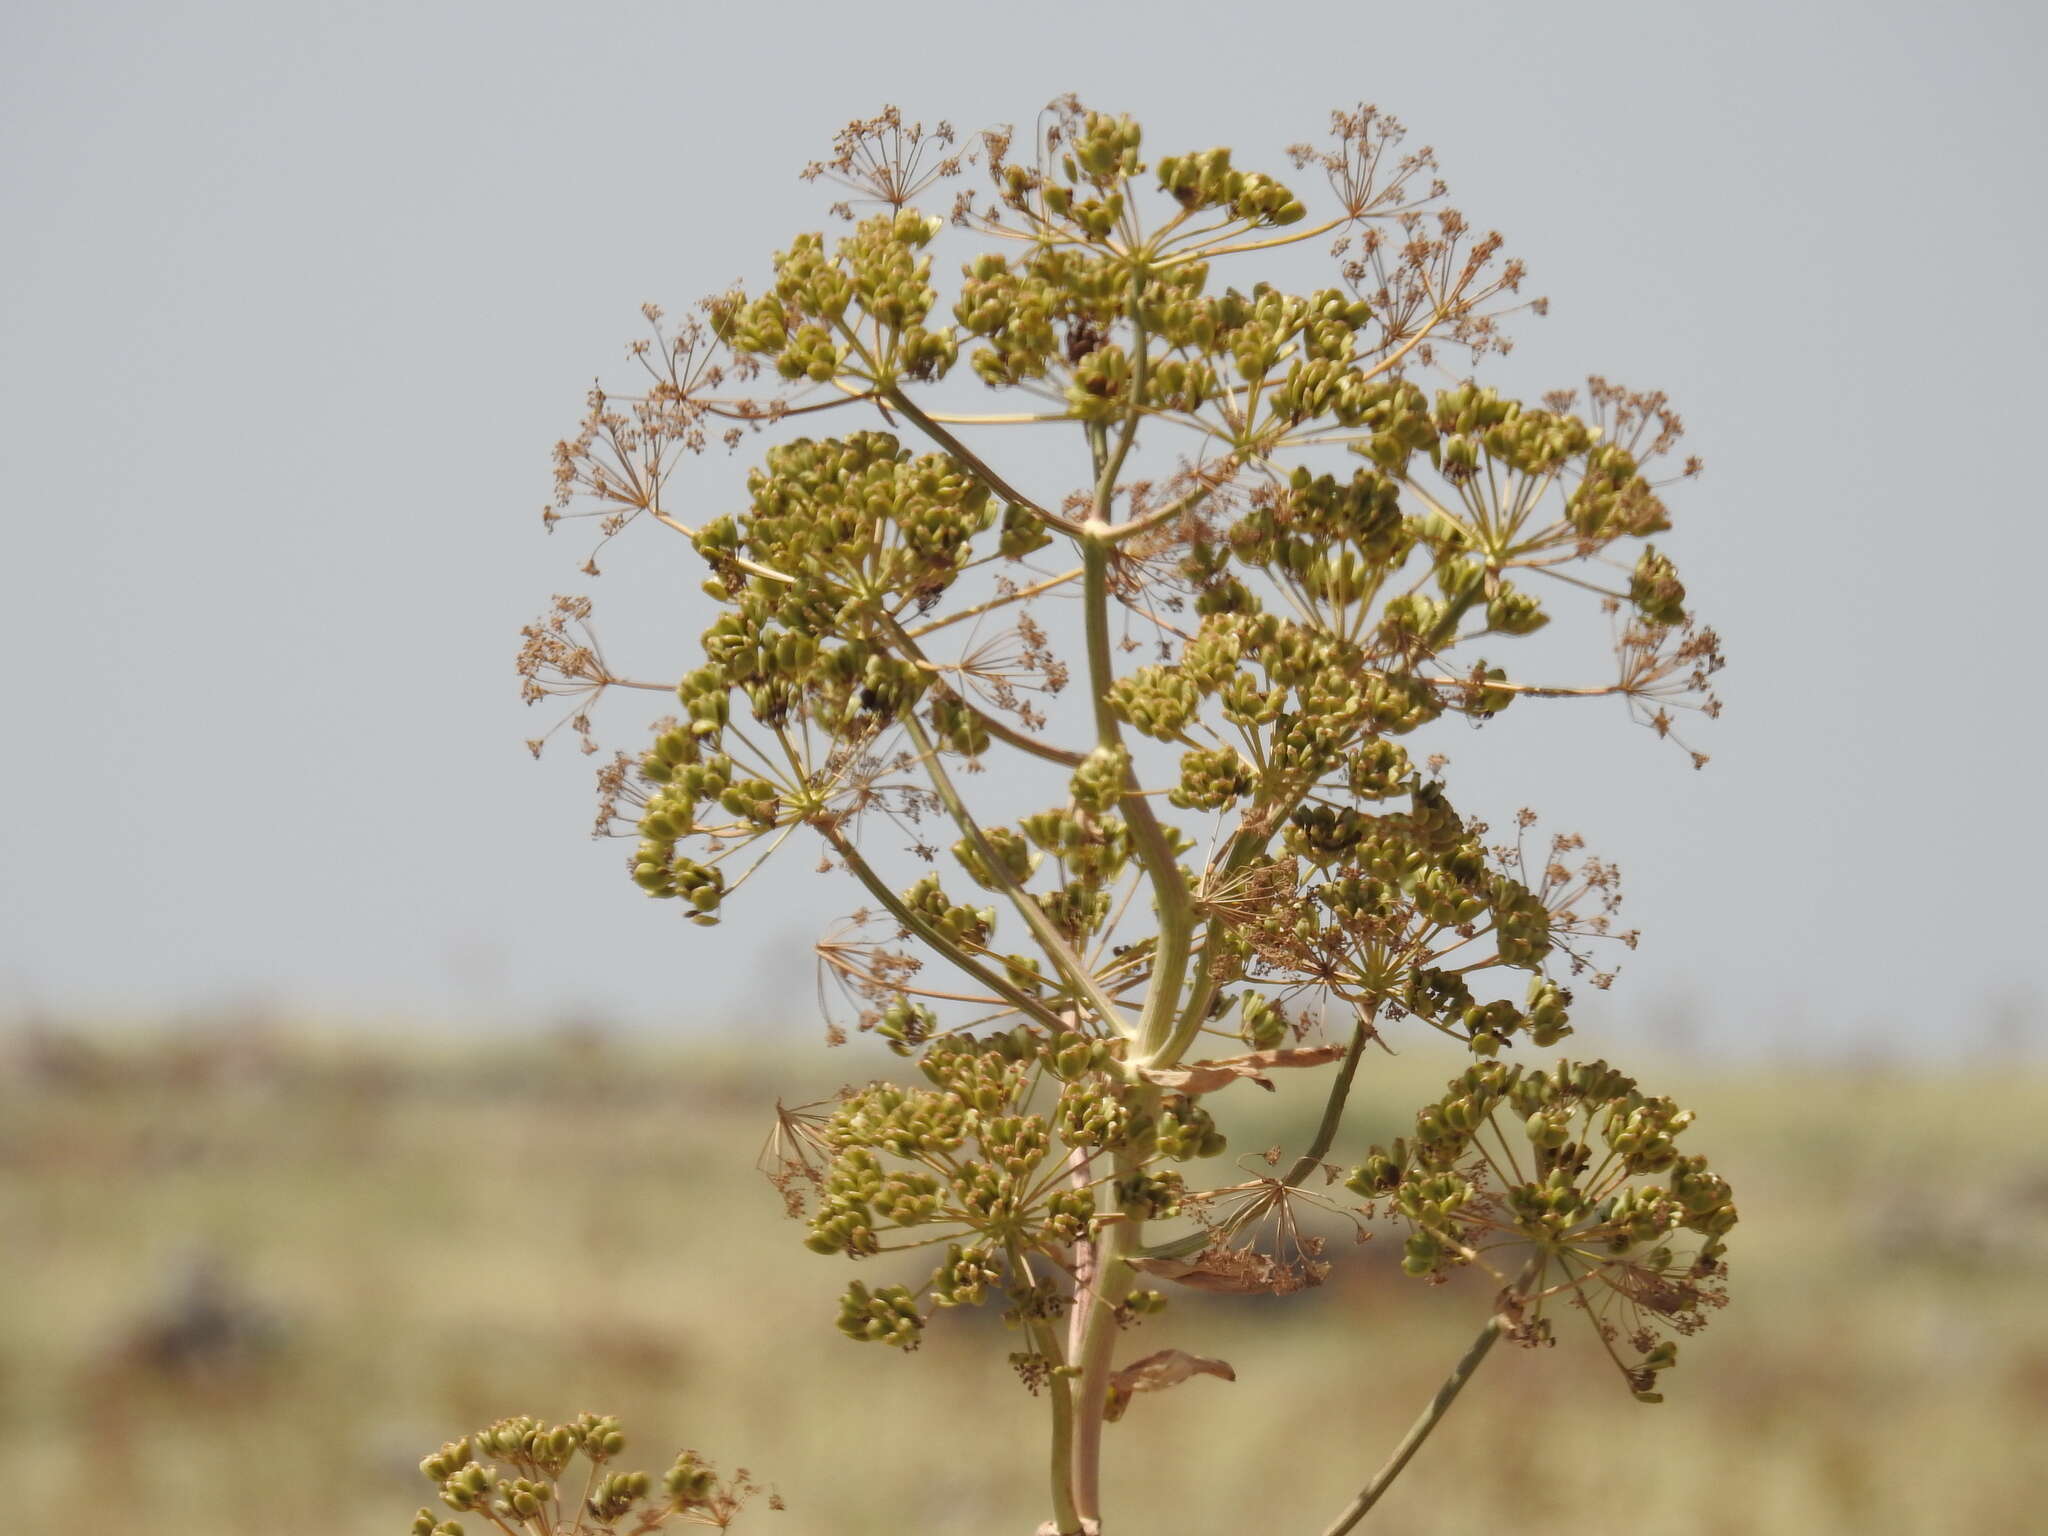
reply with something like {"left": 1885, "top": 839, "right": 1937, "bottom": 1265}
{"left": 439, "top": 99, "right": 1736, "bottom": 1536}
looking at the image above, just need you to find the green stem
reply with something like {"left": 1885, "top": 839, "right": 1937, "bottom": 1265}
{"left": 1280, "top": 1012, "right": 1374, "bottom": 1187}
{"left": 1316, "top": 1256, "right": 1546, "bottom": 1536}
{"left": 964, "top": 699, "right": 1089, "bottom": 769}
{"left": 883, "top": 383, "right": 1084, "bottom": 538}
{"left": 1154, "top": 764, "right": 1322, "bottom": 1066}
{"left": 897, "top": 711, "right": 1130, "bottom": 1037}
{"left": 1102, "top": 477, "right": 1221, "bottom": 546}
{"left": 816, "top": 822, "right": 1067, "bottom": 1033}
{"left": 1075, "top": 282, "right": 1199, "bottom": 1070}
{"left": 875, "top": 611, "right": 1085, "bottom": 769}
{"left": 1038, "top": 1350, "right": 1083, "bottom": 1535}
{"left": 1091, "top": 278, "right": 1149, "bottom": 517}
{"left": 1078, "top": 536, "right": 1195, "bottom": 1064}
{"left": 1078, "top": 533, "right": 1123, "bottom": 752}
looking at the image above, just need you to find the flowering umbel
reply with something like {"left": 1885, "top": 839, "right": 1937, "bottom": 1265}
{"left": 512, "top": 98, "right": 1733, "bottom": 1536}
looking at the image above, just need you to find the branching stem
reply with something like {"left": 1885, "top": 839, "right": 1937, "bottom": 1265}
{"left": 877, "top": 611, "right": 1085, "bottom": 769}
{"left": 903, "top": 565, "right": 1085, "bottom": 639}
{"left": 883, "top": 383, "right": 1085, "bottom": 539}
{"left": 816, "top": 821, "right": 1068, "bottom": 1033}
{"left": 897, "top": 711, "right": 1130, "bottom": 1037}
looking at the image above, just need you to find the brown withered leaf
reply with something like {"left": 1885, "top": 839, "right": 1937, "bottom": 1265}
{"left": 1103, "top": 1348, "right": 1237, "bottom": 1422}
{"left": 1136, "top": 1044, "right": 1348, "bottom": 1095}
{"left": 1128, "top": 1247, "right": 1299, "bottom": 1294}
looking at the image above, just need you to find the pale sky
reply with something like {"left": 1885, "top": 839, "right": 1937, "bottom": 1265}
{"left": 3, "top": 0, "right": 2043, "bottom": 1055}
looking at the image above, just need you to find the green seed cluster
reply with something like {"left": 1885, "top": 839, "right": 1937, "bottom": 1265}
{"left": 798, "top": 1013, "right": 1253, "bottom": 1349}
{"left": 717, "top": 209, "right": 958, "bottom": 387}
{"left": 1168, "top": 744, "right": 1256, "bottom": 810}
{"left": 873, "top": 996, "right": 937, "bottom": 1056}
{"left": 719, "top": 434, "right": 990, "bottom": 610}
{"left": 1154, "top": 145, "right": 1307, "bottom": 223}
{"left": 1396, "top": 971, "right": 1574, "bottom": 1055}
{"left": 1106, "top": 664, "right": 1202, "bottom": 741}
{"left": 1151, "top": 1095, "right": 1227, "bottom": 1161}
{"left": 1021, "top": 807, "right": 1134, "bottom": 882}
{"left": 807, "top": 1145, "right": 939, "bottom": 1257}
{"left": 1348, "top": 1059, "right": 1736, "bottom": 1401}
{"left": 1236, "top": 992, "right": 1288, "bottom": 1050}
{"left": 950, "top": 825, "right": 1040, "bottom": 892}
{"left": 1570, "top": 441, "right": 1672, "bottom": 540}
{"left": 1070, "top": 745, "right": 1131, "bottom": 816}
{"left": 617, "top": 428, "right": 1022, "bottom": 925}
{"left": 412, "top": 1414, "right": 767, "bottom": 1533}
{"left": 1115, "top": 1168, "right": 1186, "bottom": 1221}
{"left": 804, "top": 1031, "right": 1157, "bottom": 1347}
{"left": 928, "top": 686, "right": 992, "bottom": 755}
{"left": 1193, "top": 776, "right": 1575, "bottom": 1052}
{"left": 931, "top": 1241, "right": 1005, "bottom": 1307}
{"left": 1114, "top": 610, "right": 1459, "bottom": 809}
{"left": 1630, "top": 545, "right": 1688, "bottom": 624}
{"left": 901, "top": 873, "right": 995, "bottom": 948}
{"left": 1036, "top": 883, "right": 1113, "bottom": 946}
{"left": 837, "top": 1279, "right": 925, "bottom": 1348}
{"left": 1055, "top": 1075, "right": 1136, "bottom": 1150}
{"left": 1231, "top": 464, "right": 1411, "bottom": 581}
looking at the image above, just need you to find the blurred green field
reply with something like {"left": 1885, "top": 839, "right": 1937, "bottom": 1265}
{"left": 2, "top": 1023, "right": 2043, "bottom": 1535}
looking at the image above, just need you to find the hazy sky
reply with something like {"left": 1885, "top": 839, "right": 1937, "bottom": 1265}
{"left": 3, "top": 0, "right": 2043, "bottom": 1055}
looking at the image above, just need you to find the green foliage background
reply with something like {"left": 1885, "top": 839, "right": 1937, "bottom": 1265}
{"left": 4, "top": 1025, "right": 2040, "bottom": 1534}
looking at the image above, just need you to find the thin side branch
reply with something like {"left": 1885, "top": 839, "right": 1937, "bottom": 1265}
{"left": 1317, "top": 1255, "right": 1547, "bottom": 1536}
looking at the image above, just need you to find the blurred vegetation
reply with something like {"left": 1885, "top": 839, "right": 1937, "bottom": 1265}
{"left": 2, "top": 1021, "right": 2043, "bottom": 1534}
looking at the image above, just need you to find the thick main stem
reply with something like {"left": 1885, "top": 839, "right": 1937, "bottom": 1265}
{"left": 1067, "top": 1131, "right": 1145, "bottom": 1528}
{"left": 1011, "top": 1241, "right": 1083, "bottom": 1536}
{"left": 1037, "top": 1344, "right": 1084, "bottom": 1536}
{"left": 1065, "top": 284, "right": 1193, "bottom": 1528}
